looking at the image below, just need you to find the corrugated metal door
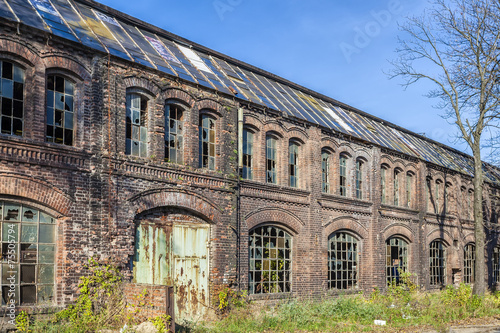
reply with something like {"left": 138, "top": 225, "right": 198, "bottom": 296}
{"left": 172, "top": 224, "right": 209, "bottom": 321}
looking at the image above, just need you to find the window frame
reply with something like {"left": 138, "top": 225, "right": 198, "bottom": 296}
{"left": 339, "top": 154, "right": 347, "bottom": 196}
{"left": 464, "top": 243, "right": 475, "bottom": 284}
{"left": 248, "top": 225, "right": 292, "bottom": 295}
{"left": 199, "top": 112, "right": 216, "bottom": 170}
{"left": 266, "top": 134, "right": 278, "bottom": 184}
{"left": 355, "top": 159, "right": 363, "bottom": 199}
{"left": 328, "top": 231, "right": 359, "bottom": 290}
{"left": 0, "top": 60, "right": 25, "bottom": 138}
{"left": 125, "top": 91, "right": 149, "bottom": 157}
{"left": 429, "top": 240, "right": 446, "bottom": 286}
{"left": 386, "top": 236, "right": 409, "bottom": 285}
{"left": 46, "top": 73, "right": 76, "bottom": 146}
{"left": 288, "top": 141, "right": 299, "bottom": 188}
{"left": 394, "top": 169, "right": 401, "bottom": 206}
{"left": 322, "top": 150, "right": 331, "bottom": 194}
{"left": 381, "top": 166, "right": 387, "bottom": 204}
{"left": 242, "top": 128, "right": 254, "bottom": 180}
{"left": 164, "top": 101, "right": 185, "bottom": 164}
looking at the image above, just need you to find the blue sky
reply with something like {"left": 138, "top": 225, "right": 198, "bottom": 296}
{"left": 98, "top": 0, "right": 470, "bottom": 154}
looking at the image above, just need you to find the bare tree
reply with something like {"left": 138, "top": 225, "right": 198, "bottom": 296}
{"left": 390, "top": 0, "right": 500, "bottom": 295}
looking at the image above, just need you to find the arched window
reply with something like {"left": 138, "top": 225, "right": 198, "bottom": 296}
{"left": 46, "top": 74, "right": 75, "bottom": 146}
{"left": 429, "top": 240, "right": 446, "bottom": 286}
{"left": 406, "top": 172, "right": 413, "bottom": 208}
{"left": 328, "top": 232, "right": 358, "bottom": 290}
{"left": 394, "top": 169, "right": 401, "bottom": 206}
{"left": 126, "top": 92, "right": 148, "bottom": 157}
{"left": 0, "top": 201, "right": 56, "bottom": 305}
{"left": 468, "top": 190, "right": 473, "bottom": 220}
{"left": 164, "top": 102, "right": 184, "bottom": 164}
{"left": 339, "top": 155, "right": 347, "bottom": 196}
{"left": 242, "top": 128, "right": 254, "bottom": 180}
{"left": 199, "top": 114, "right": 216, "bottom": 170}
{"left": 444, "top": 182, "right": 452, "bottom": 214}
{"left": 386, "top": 237, "right": 408, "bottom": 284}
{"left": 1, "top": 61, "right": 25, "bottom": 137}
{"left": 248, "top": 226, "right": 291, "bottom": 294}
{"left": 435, "top": 180, "right": 442, "bottom": 213}
{"left": 355, "top": 160, "right": 363, "bottom": 199}
{"left": 381, "top": 166, "right": 387, "bottom": 204}
{"left": 266, "top": 135, "right": 277, "bottom": 184}
{"left": 494, "top": 247, "right": 500, "bottom": 283}
{"left": 321, "top": 150, "right": 330, "bottom": 193}
{"left": 289, "top": 141, "right": 299, "bottom": 188}
{"left": 464, "top": 243, "right": 475, "bottom": 284}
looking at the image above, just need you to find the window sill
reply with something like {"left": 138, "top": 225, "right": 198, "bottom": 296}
{"left": 248, "top": 292, "right": 293, "bottom": 301}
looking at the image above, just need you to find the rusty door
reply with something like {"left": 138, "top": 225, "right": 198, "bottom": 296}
{"left": 133, "top": 223, "right": 170, "bottom": 285}
{"left": 172, "top": 223, "right": 209, "bottom": 321}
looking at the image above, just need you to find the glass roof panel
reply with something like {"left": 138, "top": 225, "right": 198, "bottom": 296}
{"left": 9, "top": 0, "right": 48, "bottom": 31}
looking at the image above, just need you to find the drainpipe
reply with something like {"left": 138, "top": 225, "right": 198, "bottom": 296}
{"left": 237, "top": 107, "right": 243, "bottom": 291}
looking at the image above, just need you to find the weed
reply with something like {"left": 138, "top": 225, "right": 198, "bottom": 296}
{"left": 15, "top": 311, "right": 31, "bottom": 333}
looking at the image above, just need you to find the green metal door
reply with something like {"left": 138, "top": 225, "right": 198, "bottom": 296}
{"left": 172, "top": 224, "right": 209, "bottom": 321}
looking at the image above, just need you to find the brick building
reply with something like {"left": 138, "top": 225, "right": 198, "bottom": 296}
{"left": 0, "top": 0, "right": 500, "bottom": 322}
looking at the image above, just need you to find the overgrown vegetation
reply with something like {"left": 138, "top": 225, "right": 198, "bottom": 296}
{"left": 15, "top": 258, "right": 171, "bottom": 333}
{"left": 191, "top": 274, "right": 500, "bottom": 333}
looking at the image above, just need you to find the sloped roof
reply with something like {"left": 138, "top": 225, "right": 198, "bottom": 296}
{"left": 1, "top": 0, "right": 498, "bottom": 184}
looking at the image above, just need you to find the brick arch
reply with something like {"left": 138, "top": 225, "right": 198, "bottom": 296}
{"left": 323, "top": 216, "right": 368, "bottom": 240}
{"left": 426, "top": 228, "right": 454, "bottom": 247}
{"left": 244, "top": 207, "right": 304, "bottom": 234}
{"left": 338, "top": 143, "right": 355, "bottom": 157}
{"left": 0, "top": 38, "right": 40, "bottom": 67}
{"left": 43, "top": 55, "right": 91, "bottom": 82}
{"left": 382, "top": 223, "right": 415, "bottom": 243}
{"left": 0, "top": 173, "right": 73, "bottom": 217}
{"left": 128, "top": 188, "right": 222, "bottom": 224}
{"left": 462, "top": 232, "right": 475, "bottom": 247}
{"left": 123, "top": 76, "right": 160, "bottom": 96}
{"left": 263, "top": 120, "right": 285, "bottom": 137}
{"left": 355, "top": 148, "right": 371, "bottom": 160}
{"left": 286, "top": 126, "right": 309, "bottom": 141}
{"left": 196, "top": 98, "right": 225, "bottom": 115}
{"left": 381, "top": 155, "right": 396, "bottom": 165}
{"left": 320, "top": 137, "right": 339, "bottom": 150}
{"left": 161, "top": 88, "right": 196, "bottom": 107}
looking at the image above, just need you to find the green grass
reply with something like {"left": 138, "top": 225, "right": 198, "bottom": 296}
{"left": 189, "top": 284, "right": 500, "bottom": 333}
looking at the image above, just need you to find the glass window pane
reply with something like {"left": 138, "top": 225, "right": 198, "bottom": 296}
{"left": 2, "top": 223, "right": 18, "bottom": 242}
{"left": 39, "top": 225, "right": 55, "bottom": 244}
{"left": 21, "top": 224, "right": 37, "bottom": 243}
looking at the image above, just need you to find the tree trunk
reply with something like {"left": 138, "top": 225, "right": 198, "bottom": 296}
{"left": 472, "top": 150, "right": 486, "bottom": 296}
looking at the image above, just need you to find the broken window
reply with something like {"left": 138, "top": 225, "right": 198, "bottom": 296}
{"left": 199, "top": 113, "right": 215, "bottom": 170}
{"left": 494, "top": 247, "right": 500, "bottom": 283}
{"left": 381, "top": 166, "right": 387, "bottom": 204}
{"left": 406, "top": 172, "right": 413, "bottom": 208}
{"left": 321, "top": 150, "right": 330, "bottom": 193}
{"left": 126, "top": 93, "right": 148, "bottom": 157}
{"left": 386, "top": 237, "right": 408, "bottom": 285}
{"left": 242, "top": 129, "right": 253, "bottom": 180}
{"left": 248, "top": 226, "right": 291, "bottom": 294}
{"left": 339, "top": 155, "right": 347, "bottom": 196}
{"left": 394, "top": 169, "right": 401, "bottom": 206}
{"left": 328, "top": 232, "right": 358, "bottom": 290}
{"left": 355, "top": 160, "right": 363, "bottom": 199}
{"left": 0, "top": 201, "right": 55, "bottom": 305}
{"left": 463, "top": 243, "right": 475, "bottom": 284}
{"left": 0, "top": 61, "right": 24, "bottom": 137}
{"left": 289, "top": 142, "right": 299, "bottom": 188}
{"left": 46, "top": 75, "right": 74, "bottom": 146}
{"left": 266, "top": 135, "right": 277, "bottom": 184}
{"left": 429, "top": 240, "right": 446, "bottom": 286}
{"left": 164, "top": 103, "right": 184, "bottom": 164}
